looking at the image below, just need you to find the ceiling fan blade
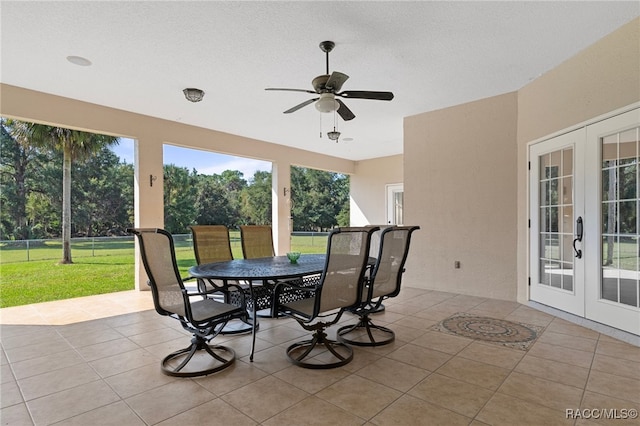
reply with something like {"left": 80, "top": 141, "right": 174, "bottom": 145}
{"left": 283, "top": 98, "right": 318, "bottom": 114}
{"left": 337, "top": 90, "right": 394, "bottom": 101}
{"left": 266, "top": 88, "right": 317, "bottom": 94}
{"left": 325, "top": 71, "right": 349, "bottom": 92}
{"left": 336, "top": 99, "right": 355, "bottom": 121}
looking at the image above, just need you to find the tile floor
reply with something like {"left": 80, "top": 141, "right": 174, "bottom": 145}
{"left": 1, "top": 288, "right": 639, "bottom": 425}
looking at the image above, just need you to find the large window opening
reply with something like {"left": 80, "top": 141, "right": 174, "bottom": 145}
{"left": 290, "top": 166, "right": 350, "bottom": 232}
{"left": 160, "top": 144, "right": 271, "bottom": 235}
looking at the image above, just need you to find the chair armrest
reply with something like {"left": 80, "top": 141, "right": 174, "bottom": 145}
{"left": 272, "top": 277, "right": 318, "bottom": 318}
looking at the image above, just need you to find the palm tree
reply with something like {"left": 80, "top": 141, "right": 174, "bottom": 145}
{"left": 10, "top": 120, "right": 119, "bottom": 263}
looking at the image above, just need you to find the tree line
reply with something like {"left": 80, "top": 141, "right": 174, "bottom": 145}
{"left": 1, "top": 119, "right": 349, "bottom": 247}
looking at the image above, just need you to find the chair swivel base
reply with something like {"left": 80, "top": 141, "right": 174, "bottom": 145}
{"left": 286, "top": 330, "right": 353, "bottom": 369}
{"left": 161, "top": 336, "right": 236, "bottom": 377}
{"left": 337, "top": 318, "right": 395, "bottom": 347}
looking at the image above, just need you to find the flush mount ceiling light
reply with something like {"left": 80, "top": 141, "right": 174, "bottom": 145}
{"left": 315, "top": 93, "right": 339, "bottom": 113}
{"left": 183, "top": 88, "right": 205, "bottom": 102}
{"left": 66, "top": 55, "right": 92, "bottom": 66}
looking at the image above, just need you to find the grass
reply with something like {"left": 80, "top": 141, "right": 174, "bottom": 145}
{"left": 1, "top": 255, "right": 138, "bottom": 308}
{"left": 0, "top": 234, "right": 328, "bottom": 308}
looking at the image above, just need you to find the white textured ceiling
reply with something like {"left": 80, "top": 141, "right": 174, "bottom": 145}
{"left": 1, "top": 1, "right": 638, "bottom": 161}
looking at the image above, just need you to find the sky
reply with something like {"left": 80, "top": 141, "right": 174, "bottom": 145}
{"left": 112, "top": 138, "right": 272, "bottom": 180}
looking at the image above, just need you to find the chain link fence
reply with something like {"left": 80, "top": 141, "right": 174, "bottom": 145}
{"left": 0, "top": 231, "right": 329, "bottom": 264}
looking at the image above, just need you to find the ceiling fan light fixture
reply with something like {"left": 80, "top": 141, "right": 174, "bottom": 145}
{"left": 327, "top": 130, "right": 341, "bottom": 142}
{"left": 315, "top": 93, "right": 339, "bottom": 113}
{"left": 183, "top": 88, "right": 205, "bottom": 102}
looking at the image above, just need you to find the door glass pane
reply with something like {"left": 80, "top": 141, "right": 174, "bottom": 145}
{"left": 563, "top": 148, "right": 573, "bottom": 175}
{"left": 540, "top": 260, "right": 550, "bottom": 285}
{"left": 601, "top": 127, "right": 640, "bottom": 307}
{"left": 619, "top": 164, "right": 637, "bottom": 200}
{"left": 540, "top": 153, "right": 550, "bottom": 177}
{"left": 602, "top": 134, "right": 618, "bottom": 167}
{"left": 561, "top": 205, "right": 573, "bottom": 235}
{"left": 540, "top": 234, "right": 551, "bottom": 259}
{"left": 540, "top": 181, "right": 549, "bottom": 206}
{"left": 549, "top": 207, "right": 559, "bottom": 233}
{"left": 602, "top": 202, "right": 617, "bottom": 234}
{"left": 562, "top": 261, "right": 573, "bottom": 291}
{"left": 550, "top": 151, "right": 561, "bottom": 177}
{"left": 620, "top": 278, "right": 639, "bottom": 307}
{"left": 549, "top": 179, "right": 559, "bottom": 205}
{"left": 538, "top": 148, "right": 573, "bottom": 292}
{"left": 550, "top": 261, "right": 562, "bottom": 288}
{"left": 619, "top": 201, "right": 637, "bottom": 234}
{"left": 393, "top": 191, "right": 404, "bottom": 225}
{"left": 562, "top": 177, "right": 573, "bottom": 204}
{"left": 602, "top": 169, "right": 616, "bottom": 202}
{"left": 561, "top": 234, "right": 574, "bottom": 263}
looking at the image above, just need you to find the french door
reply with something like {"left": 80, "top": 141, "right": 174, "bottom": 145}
{"left": 530, "top": 108, "right": 640, "bottom": 335}
{"left": 530, "top": 129, "right": 585, "bottom": 316}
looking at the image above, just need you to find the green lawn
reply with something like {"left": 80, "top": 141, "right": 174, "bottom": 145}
{"left": 0, "top": 234, "right": 328, "bottom": 308}
{"left": 1, "top": 254, "right": 138, "bottom": 308}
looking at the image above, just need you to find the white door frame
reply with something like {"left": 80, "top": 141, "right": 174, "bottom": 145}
{"left": 386, "top": 183, "right": 404, "bottom": 225}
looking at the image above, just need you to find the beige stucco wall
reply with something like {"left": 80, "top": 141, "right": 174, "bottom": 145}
{"left": 350, "top": 155, "right": 403, "bottom": 226}
{"left": 403, "top": 92, "right": 518, "bottom": 300}
{"left": 515, "top": 17, "right": 640, "bottom": 303}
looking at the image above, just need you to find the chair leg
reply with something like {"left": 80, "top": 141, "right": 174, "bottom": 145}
{"left": 337, "top": 314, "right": 395, "bottom": 347}
{"left": 286, "top": 328, "right": 353, "bottom": 369}
{"left": 161, "top": 335, "right": 236, "bottom": 377}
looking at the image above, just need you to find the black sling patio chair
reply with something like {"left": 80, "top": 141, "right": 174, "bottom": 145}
{"left": 128, "top": 228, "right": 248, "bottom": 377}
{"left": 239, "top": 225, "right": 275, "bottom": 259}
{"left": 238, "top": 225, "right": 280, "bottom": 316}
{"left": 189, "top": 225, "right": 234, "bottom": 293}
{"left": 337, "top": 226, "right": 420, "bottom": 346}
{"left": 190, "top": 224, "right": 255, "bottom": 334}
{"left": 273, "top": 226, "right": 378, "bottom": 369}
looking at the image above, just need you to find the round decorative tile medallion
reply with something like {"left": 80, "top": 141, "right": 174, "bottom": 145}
{"left": 440, "top": 314, "right": 538, "bottom": 344}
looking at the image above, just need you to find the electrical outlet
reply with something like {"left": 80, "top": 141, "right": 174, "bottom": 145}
{"left": 454, "top": 261, "right": 461, "bottom": 269}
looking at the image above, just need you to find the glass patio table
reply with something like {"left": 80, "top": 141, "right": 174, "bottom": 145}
{"left": 188, "top": 254, "right": 326, "bottom": 361}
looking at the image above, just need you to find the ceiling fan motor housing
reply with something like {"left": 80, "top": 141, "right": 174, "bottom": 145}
{"left": 312, "top": 75, "right": 331, "bottom": 92}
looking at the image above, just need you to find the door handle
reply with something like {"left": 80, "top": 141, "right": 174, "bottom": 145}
{"left": 573, "top": 216, "right": 583, "bottom": 259}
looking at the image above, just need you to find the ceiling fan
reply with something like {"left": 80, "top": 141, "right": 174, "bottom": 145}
{"left": 265, "top": 41, "right": 394, "bottom": 121}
